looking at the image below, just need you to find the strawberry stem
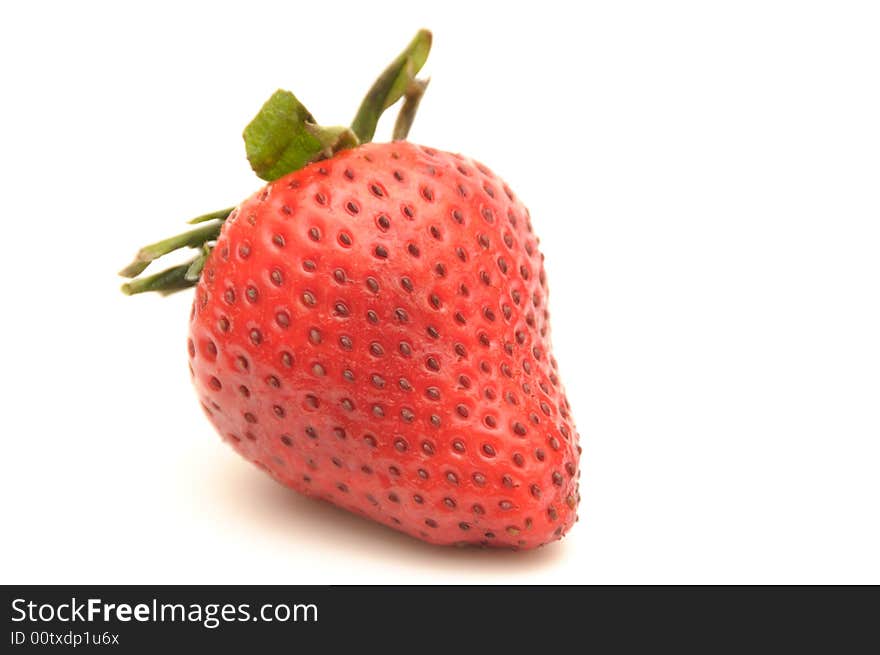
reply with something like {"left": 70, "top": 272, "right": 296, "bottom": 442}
{"left": 351, "top": 29, "right": 432, "bottom": 143}
{"left": 393, "top": 78, "right": 430, "bottom": 141}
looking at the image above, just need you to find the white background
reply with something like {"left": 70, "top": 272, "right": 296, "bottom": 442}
{"left": 1, "top": 1, "right": 878, "bottom": 584}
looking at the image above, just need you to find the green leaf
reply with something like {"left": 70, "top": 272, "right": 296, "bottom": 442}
{"left": 120, "top": 260, "right": 198, "bottom": 296}
{"left": 243, "top": 90, "right": 358, "bottom": 182}
{"left": 118, "top": 221, "right": 223, "bottom": 278}
{"left": 185, "top": 244, "right": 212, "bottom": 282}
{"left": 188, "top": 206, "right": 235, "bottom": 224}
{"left": 351, "top": 29, "right": 432, "bottom": 143}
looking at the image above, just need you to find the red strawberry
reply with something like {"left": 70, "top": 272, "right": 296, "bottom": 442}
{"left": 121, "top": 31, "right": 580, "bottom": 549}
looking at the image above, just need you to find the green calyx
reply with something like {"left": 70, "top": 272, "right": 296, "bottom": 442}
{"left": 243, "top": 91, "right": 359, "bottom": 182}
{"left": 119, "top": 29, "right": 433, "bottom": 296}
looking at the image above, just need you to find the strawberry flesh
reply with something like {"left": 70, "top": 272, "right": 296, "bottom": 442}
{"left": 188, "top": 142, "right": 580, "bottom": 549}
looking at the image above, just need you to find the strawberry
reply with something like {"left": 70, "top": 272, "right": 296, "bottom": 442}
{"left": 120, "top": 30, "right": 580, "bottom": 549}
